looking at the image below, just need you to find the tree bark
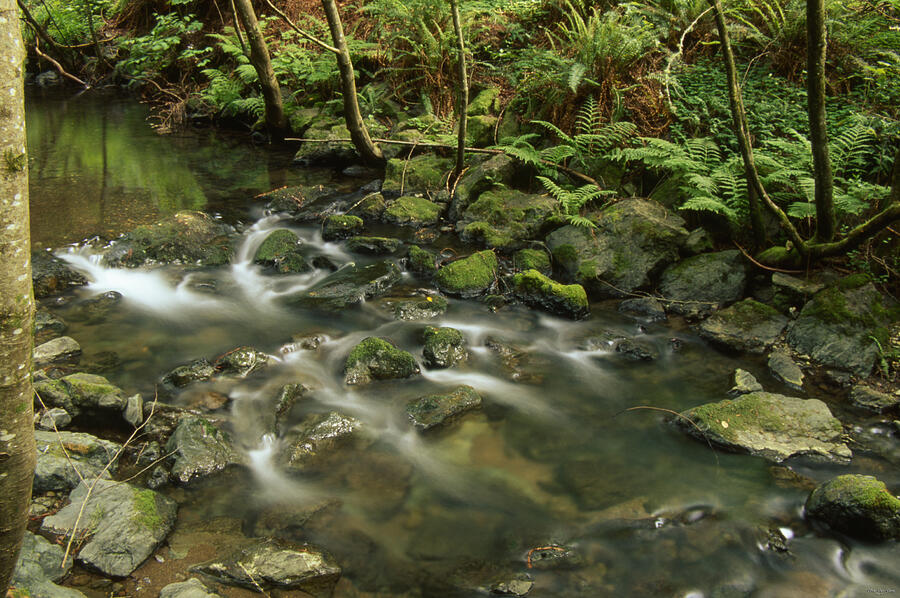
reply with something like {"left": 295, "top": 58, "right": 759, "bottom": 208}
{"left": 321, "top": 0, "right": 384, "bottom": 165}
{"left": 450, "top": 0, "right": 467, "bottom": 179}
{"left": 0, "top": 1, "right": 36, "bottom": 594}
{"left": 807, "top": 0, "right": 835, "bottom": 242}
{"left": 232, "top": 0, "right": 287, "bottom": 141}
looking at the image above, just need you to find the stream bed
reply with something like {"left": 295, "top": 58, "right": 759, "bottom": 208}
{"left": 26, "top": 89, "right": 900, "bottom": 597}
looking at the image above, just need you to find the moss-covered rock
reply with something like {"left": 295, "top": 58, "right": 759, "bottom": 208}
{"left": 450, "top": 154, "right": 517, "bottom": 220}
{"left": 659, "top": 250, "right": 748, "bottom": 318}
{"left": 435, "top": 250, "right": 498, "bottom": 298}
{"left": 699, "top": 299, "right": 789, "bottom": 354}
{"left": 345, "top": 236, "right": 404, "bottom": 255}
{"left": 344, "top": 337, "right": 420, "bottom": 385}
{"left": 406, "top": 385, "right": 482, "bottom": 431}
{"left": 382, "top": 154, "right": 453, "bottom": 197}
{"left": 467, "top": 87, "right": 501, "bottom": 116}
{"left": 848, "top": 384, "right": 899, "bottom": 414}
{"left": 213, "top": 346, "right": 269, "bottom": 377}
{"left": 459, "top": 189, "right": 559, "bottom": 250}
{"left": 805, "top": 474, "right": 900, "bottom": 541}
{"left": 383, "top": 196, "right": 442, "bottom": 228}
{"left": 293, "top": 119, "right": 357, "bottom": 165}
{"left": 618, "top": 297, "right": 667, "bottom": 322}
{"left": 514, "top": 248, "right": 551, "bottom": 275}
{"left": 34, "top": 430, "right": 122, "bottom": 493}
{"left": 33, "top": 372, "right": 126, "bottom": 417}
{"left": 422, "top": 326, "right": 468, "bottom": 368}
{"left": 285, "top": 261, "right": 402, "bottom": 311}
{"left": 260, "top": 184, "right": 340, "bottom": 221}
{"left": 465, "top": 114, "right": 499, "bottom": 147}
{"left": 354, "top": 192, "right": 388, "bottom": 221}
{"left": 677, "top": 392, "right": 851, "bottom": 463}
{"left": 254, "top": 229, "right": 312, "bottom": 273}
{"left": 322, "top": 214, "right": 364, "bottom": 241}
{"left": 407, "top": 245, "right": 438, "bottom": 274}
{"left": 512, "top": 269, "right": 589, "bottom": 319}
{"left": 161, "top": 358, "right": 216, "bottom": 389}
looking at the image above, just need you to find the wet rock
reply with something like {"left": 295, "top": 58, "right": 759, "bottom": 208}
{"left": 336, "top": 452, "right": 412, "bottom": 518}
{"left": 34, "top": 336, "right": 81, "bottom": 367}
{"left": 161, "top": 358, "right": 216, "bottom": 389}
{"left": 677, "top": 392, "right": 851, "bottom": 463}
{"left": 12, "top": 532, "right": 85, "bottom": 598}
{"left": 33, "top": 429, "right": 122, "bottom": 494}
{"left": 253, "top": 229, "right": 312, "bottom": 273}
{"left": 512, "top": 269, "right": 589, "bottom": 319}
{"left": 273, "top": 383, "right": 310, "bottom": 432}
{"left": 771, "top": 272, "right": 825, "bottom": 313}
{"left": 354, "top": 192, "right": 387, "bottom": 221}
{"left": 33, "top": 372, "right": 127, "bottom": 417}
{"left": 383, "top": 196, "right": 442, "bottom": 228}
{"left": 458, "top": 189, "right": 558, "bottom": 250}
{"left": 191, "top": 537, "right": 341, "bottom": 596}
{"left": 165, "top": 416, "right": 239, "bottom": 484}
{"left": 41, "top": 479, "right": 177, "bottom": 577}
{"left": 484, "top": 336, "right": 545, "bottom": 383}
{"left": 322, "top": 214, "right": 364, "bottom": 241}
{"left": 213, "top": 346, "right": 269, "bottom": 377}
{"left": 124, "top": 394, "right": 144, "bottom": 427}
{"left": 614, "top": 338, "right": 659, "bottom": 361}
{"left": 450, "top": 153, "right": 516, "bottom": 220}
{"left": 699, "top": 299, "right": 789, "bottom": 354}
{"left": 286, "top": 261, "right": 402, "bottom": 310}
{"left": 490, "top": 573, "right": 534, "bottom": 596}
{"left": 768, "top": 351, "right": 804, "bottom": 390}
{"left": 513, "top": 248, "right": 551, "bottom": 275}
{"left": 729, "top": 369, "right": 763, "bottom": 396}
{"left": 659, "top": 250, "right": 748, "bottom": 318}
{"left": 344, "top": 337, "right": 419, "bottom": 385}
{"left": 382, "top": 154, "right": 453, "bottom": 197}
{"left": 407, "top": 245, "right": 438, "bottom": 274}
{"left": 282, "top": 411, "right": 364, "bottom": 471}
{"left": 546, "top": 198, "right": 688, "bottom": 299}
{"left": 849, "top": 384, "right": 899, "bottom": 414}
{"left": 786, "top": 278, "right": 899, "bottom": 377}
{"left": 104, "top": 211, "right": 236, "bottom": 268}
{"left": 66, "top": 291, "right": 122, "bottom": 324}
{"left": 406, "top": 385, "right": 482, "bottom": 431}
{"left": 805, "top": 474, "right": 900, "bottom": 541}
{"left": 345, "top": 235, "right": 404, "bottom": 254}
{"left": 526, "top": 545, "right": 583, "bottom": 570}
{"left": 423, "top": 326, "right": 468, "bottom": 368}
{"left": 34, "top": 310, "right": 67, "bottom": 344}
{"left": 37, "top": 407, "right": 72, "bottom": 430}
{"left": 32, "top": 251, "right": 87, "bottom": 298}
{"left": 253, "top": 499, "right": 341, "bottom": 539}
{"left": 618, "top": 297, "right": 667, "bottom": 322}
{"left": 261, "top": 184, "right": 339, "bottom": 217}
{"left": 382, "top": 294, "right": 448, "bottom": 320}
{"left": 159, "top": 578, "right": 223, "bottom": 598}
{"left": 435, "top": 250, "right": 498, "bottom": 298}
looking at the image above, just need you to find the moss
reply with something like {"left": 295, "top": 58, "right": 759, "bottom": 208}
{"left": 435, "top": 250, "right": 498, "bottom": 297}
{"left": 383, "top": 155, "right": 454, "bottom": 195}
{"left": 823, "top": 475, "right": 900, "bottom": 511}
{"left": 345, "top": 337, "right": 418, "bottom": 381}
{"left": 408, "top": 245, "right": 437, "bottom": 273}
{"left": 514, "top": 248, "right": 551, "bottom": 273}
{"left": 467, "top": 87, "right": 501, "bottom": 116}
{"left": 552, "top": 244, "right": 578, "bottom": 265}
{"left": 424, "top": 326, "right": 464, "bottom": 347}
{"left": 132, "top": 488, "right": 163, "bottom": 530}
{"left": 384, "top": 196, "right": 442, "bottom": 226}
{"left": 255, "top": 229, "right": 300, "bottom": 262}
{"left": 512, "top": 269, "right": 589, "bottom": 317}
{"left": 836, "top": 273, "right": 872, "bottom": 290}
{"left": 576, "top": 259, "right": 600, "bottom": 282}
{"left": 63, "top": 373, "right": 120, "bottom": 400}
{"left": 465, "top": 114, "right": 499, "bottom": 146}
{"left": 720, "top": 298, "right": 783, "bottom": 331}
{"left": 322, "top": 215, "right": 364, "bottom": 241}
{"left": 346, "top": 236, "right": 403, "bottom": 255}
{"left": 462, "top": 221, "right": 515, "bottom": 249}
{"left": 355, "top": 192, "right": 387, "bottom": 220}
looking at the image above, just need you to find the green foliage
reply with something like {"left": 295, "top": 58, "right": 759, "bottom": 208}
{"left": 117, "top": 12, "right": 206, "bottom": 78}
{"left": 22, "top": 0, "right": 117, "bottom": 46}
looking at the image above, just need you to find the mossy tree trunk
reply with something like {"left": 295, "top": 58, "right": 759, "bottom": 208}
{"left": 807, "top": 0, "right": 835, "bottom": 242}
{"left": 451, "top": 0, "right": 468, "bottom": 179}
{"left": 233, "top": 0, "right": 287, "bottom": 141}
{"left": 0, "top": 1, "right": 36, "bottom": 593}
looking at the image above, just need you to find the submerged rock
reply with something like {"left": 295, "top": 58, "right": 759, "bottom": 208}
{"left": 253, "top": 229, "right": 312, "bottom": 273}
{"left": 159, "top": 578, "right": 223, "bottom": 598}
{"left": 12, "top": 532, "right": 85, "bottom": 598}
{"left": 618, "top": 297, "right": 667, "bottom": 322}
{"left": 484, "top": 336, "right": 546, "bottom": 383}
{"left": 34, "top": 310, "right": 68, "bottom": 344}
{"left": 458, "top": 189, "right": 558, "bottom": 250}
{"left": 526, "top": 544, "right": 583, "bottom": 570}
{"left": 165, "top": 416, "right": 239, "bottom": 484}
{"left": 261, "top": 183, "right": 340, "bottom": 219}
{"left": 805, "top": 474, "right": 900, "bottom": 541}
{"left": 41, "top": 479, "right": 176, "bottom": 577}
{"left": 345, "top": 235, "right": 403, "bottom": 255}
{"left": 435, "top": 250, "right": 498, "bottom": 298}
{"left": 614, "top": 338, "right": 659, "bottom": 361}
{"left": 191, "top": 537, "right": 341, "bottom": 596}
{"left": 383, "top": 196, "right": 442, "bottom": 228}
{"left": 511, "top": 269, "right": 589, "bottom": 319}
{"left": 849, "top": 384, "right": 899, "bottom": 414}
{"left": 282, "top": 411, "right": 364, "bottom": 471}
{"left": 33, "top": 430, "right": 122, "bottom": 493}
{"left": 659, "top": 250, "right": 748, "bottom": 318}
{"left": 678, "top": 392, "right": 851, "bottom": 463}
{"left": 286, "top": 261, "right": 402, "bottom": 310}
{"left": 33, "top": 336, "right": 81, "bottom": 367}
{"left": 422, "top": 326, "right": 468, "bottom": 368}
{"left": 31, "top": 251, "right": 87, "bottom": 298}
{"left": 490, "top": 573, "right": 534, "bottom": 596}
{"left": 699, "top": 299, "right": 789, "bottom": 354}
{"left": 66, "top": 291, "right": 122, "bottom": 324}
{"left": 406, "top": 385, "right": 482, "bottom": 431}
{"left": 344, "top": 337, "right": 419, "bottom": 385}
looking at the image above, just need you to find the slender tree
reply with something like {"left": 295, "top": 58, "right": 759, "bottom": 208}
{"left": 233, "top": 0, "right": 287, "bottom": 141}
{"left": 807, "top": 0, "right": 835, "bottom": 242}
{"left": 450, "top": 0, "right": 468, "bottom": 179}
{"left": 0, "top": 0, "right": 36, "bottom": 593}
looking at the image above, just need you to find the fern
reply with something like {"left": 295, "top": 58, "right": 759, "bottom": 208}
{"left": 537, "top": 175, "right": 614, "bottom": 227}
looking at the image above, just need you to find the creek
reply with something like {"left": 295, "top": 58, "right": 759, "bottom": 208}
{"left": 27, "top": 88, "right": 900, "bottom": 597}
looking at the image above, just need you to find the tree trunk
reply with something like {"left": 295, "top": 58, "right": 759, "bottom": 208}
{"left": 321, "top": 0, "right": 384, "bottom": 165}
{"left": 0, "top": 1, "right": 36, "bottom": 593}
{"left": 807, "top": 0, "right": 835, "bottom": 242}
{"left": 232, "top": 0, "right": 287, "bottom": 141}
{"left": 451, "top": 0, "right": 468, "bottom": 179}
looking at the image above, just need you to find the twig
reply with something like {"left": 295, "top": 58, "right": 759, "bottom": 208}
{"left": 238, "top": 562, "right": 272, "bottom": 598}
{"left": 733, "top": 242, "right": 805, "bottom": 274}
{"left": 261, "top": 0, "right": 339, "bottom": 54}
{"left": 34, "top": 391, "right": 88, "bottom": 487}
{"left": 662, "top": 7, "right": 713, "bottom": 115}
{"left": 33, "top": 40, "right": 88, "bottom": 88}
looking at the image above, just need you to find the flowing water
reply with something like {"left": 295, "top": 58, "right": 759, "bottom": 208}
{"left": 27, "top": 89, "right": 900, "bottom": 597}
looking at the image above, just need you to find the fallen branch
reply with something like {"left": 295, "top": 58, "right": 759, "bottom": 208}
{"left": 733, "top": 242, "right": 805, "bottom": 274}
{"left": 33, "top": 40, "right": 88, "bottom": 88}
{"left": 262, "top": 0, "right": 338, "bottom": 54}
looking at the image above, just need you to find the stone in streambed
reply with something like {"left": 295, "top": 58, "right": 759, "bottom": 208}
{"left": 31, "top": 251, "right": 87, "bottom": 298}
{"left": 286, "top": 261, "right": 402, "bottom": 311}
{"left": 33, "top": 430, "right": 122, "bottom": 493}
{"left": 407, "top": 245, "right": 438, "bottom": 274}
{"left": 513, "top": 248, "right": 551, "bottom": 275}
{"left": 458, "top": 189, "right": 558, "bottom": 250}
{"left": 322, "top": 214, "right": 364, "bottom": 241}
{"left": 382, "top": 154, "right": 453, "bottom": 197}
{"left": 254, "top": 229, "right": 312, "bottom": 273}
{"left": 161, "top": 358, "right": 216, "bottom": 389}
{"left": 618, "top": 297, "right": 667, "bottom": 322}
{"left": 849, "top": 384, "right": 899, "bottom": 414}
{"left": 281, "top": 412, "right": 364, "bottom": 472}
{"left": 730, "top": 369, "right": 763, "bottom": 396}
{"left": 768, "top": 351, "right": 804, "bottom": 390}
{"left": 805, "top": 474, "right": 900, "bottom": 542}
{"left": 699, "top": 298, "right": 789, "bottom": 354}
{"left": 422, "top": 326, "right": 468, "bottom": 368}
{"left": 165, "top": 416, "right": 240, "bottom": 484}
{"left": 659, "top": 250, "right": 748, "bottom": 318}
{"left": 33, "top": 372, "right": 127, "bottom": 417}
{"left": 381, "top": 294, "right": 448, "bottom": 320}
{"left": 65, "top": 291, "right": 122, "bottom": 324}
{"left": 344, "top": 337, "right": 419, "bottom": 385}
{"left": 511, "top": 269, "right": 589, "bottom": 319}
{"left": 159, "top": 578, "right": 223, "bottom": 598}
{"left": 34, "top": 310, "right": 67, "bottom": 344}
{"left": 435, "top": 250, "right": 498, "bottom": 298}
{"left": 37, "top": 407, "right": 72, "bottom": 430}
{"left": 213, "top": 346, "right": 269, "bottom": 377}
{"left": 12, "top": 532, "right": 85, "bottom": 598}
{"left": 33, "top": 336, "right": 81, "bottom": 367}
{"left": 406, "top": 385, "right": 482, "bottom": 431}
{"left": 345, "top": 236, "right": 403, "bottom": 255}
{"left": 383, "top": 196, "right": 442, "bottom": 228}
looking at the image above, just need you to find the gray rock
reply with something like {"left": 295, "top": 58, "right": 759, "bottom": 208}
{"left": 659, "top": 250, "right": 748, "bottom": 318}
{"left": 805, "top": 474, "right": 900, "bottom": 541}
{"left": 768, "top": 351, "right": 804, "bottom": 390}
{"left": 490, "top": 573, "right": 534, "bottom": 596}
{"left": 161, "top": 358, "right": 216, "bottom": 389}
{"left": 12, "top": 532, "right": 86, "bottom": 598}
{"left": 699, "top": 299, "right": 789, "bottom": 354}
{"left": 526, "top": 545, "right": 583, "bottom": 570}
{"left": 683, "top": 228, "right": 714, "bottom": 255}
{"left": 618, "top": 297, "right": 667, "bottom": 322}
{"left": 678, "top": 392, "right": 851, "bottom": 463}
{"left": 66, "top": 291, "right": 122, "bottom": 324}
{"left": 191, "top": 537, "right": 340, "bottom": 596}
{"left": 381, "top": 295, "right": 448, "bottom": 320}
{"left": 282, "top": 411, "right": 364, "bottom": 471}
{"left": 213, "top": 346, "right": 269, "bottom": 377}
{"left": 159, "top": 578, "right": 223, "bottom": 598}
{"left": 34, "top": 310, "right": 67, "bottom": 344}
{"left": 546, "top": 198, "right": 688, "bottom": 299}
{"left": 41, "top": 479, "right": 177, "bottom": 577}
{"left": 345, "top": 236, "right": 403, "bottom": 255}
{"left": 849, "top": 385, "right": 899, "bottom": 414}
{"left": 730, "top": 369, "right": 763, "bottom": 396}
{"left": 273, "top": 383, "right": 310, "bottom": 433}
{"left": 33, "top": 430, "right": 122, "bottom": 493}
{"left": 771, "top": 272, "right": 824, "bottom": 313}
{"left": 615, "top": 338, "right": 659, "bottom": 361}
{"left": 32, "top": 251, "right": 87, "bottom": 299}
{"left": 165, "top": 416, "right": 240, "bottom": 484}
{"left": 38, "top": 408, "right": 72, "bottom": 431}
{"left": 124, "top": 394, "right": 144, "bottom": 427}
{"left": 322, "top": 214, "right": 364, "bottom": 241}
{"left": 344, "top": 337, "right": 419, "bottom": 385}
{"left": 261, "top": 183, "right": 339, "bottom": 218}
{"left": 406, "top": 385, "right": 482, "bottom": 431}
{"left": 285, "top": 261, "right": 402, "bottom": 310}
{"left": 34, "top": 336, "right": 82, "bottom": 367}
{"left": 33, "top": 372, "right": 127, "bottom": 417}
{"left": 458, "top": 189, "right": 558, "bottom": 250}
{"left": 422, "top": 326, "right": 468, "bottom": 369}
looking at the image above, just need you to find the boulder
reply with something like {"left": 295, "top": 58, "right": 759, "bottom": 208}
{"left": 41, "top": 479, "right": 176, "bottom": 577}
{"left": 159, "top": 578, "right": 223, "bottom": 598}
{"left": 382, "top": 154, "right": 453, "bottom": 197}
{"left": 353, "top": 192, "right": 387, "bottom": 221}
{"left": 33, "top": 430, "right": 122, "bottom": 493}
{"left": 213, "top": 346, "right": 269, "bottom": 377}
{"left": 458, "top": 189, "right": 558, "bottom": 250}
{"left": 513, "top": 248, "right": 551, "bottom": 275}
{"left": 406, "top": 385, "right": 482, "bottom": 431}
{"left": 546, "top": 199, "right": 688, "bottom": 299}
{"left": 253, "top": 229, "right": 312, "bottom": 273}
{"left": 345, "top": 236, "right": 403, "bottom": 255}
{"left": 511, "top": 269, "right": 589, "bottom": 319}
{"left": 422, "top": 326, "right": 468, "bottom": 368}
{"left": 33, "top": 336, "right": 81, "bottom": 367}
{"left": 104, "top": 211, "right": 236, "bottom": 268}
{"left": 407, "top": 245, "right": 438, "bottom": 274}
{"left": 618, "top": 297, "right": 667, "bottom": 322}
{"left": 261, "top": 184, "right": 340, "bottom": 219}
{"left": 344, "top": 337, "right": 419, "bottom": 385}
{"left": 614, "top": 338, "right": 659, "bottom": 361}
{"left": 381, "top": 295, "right": 448, "bottom": 320}
{"left": 786, "top": 278, "right": 899, "bottom": 377}
{"left": 659, "top": 250, "right": 748, "bottom": 318}
{"left": 849, "top": 384, "right": 899, "bottom": 414}
{"left": 293, "top": 119, "right": 357, "bottom": 165}
{"left": 450, "top": 154, "right": 516, "bottom": 220}
{"left": 272, "top": 383, "right": 310, "bottom": 433}
{"left": 33, "top": 372, "right": 127, "bottom": 417}
{"left": 383, "top": 196, "right": 443, "bottom": 228}
{"left": 467, "top": 87, "right": 501, "bottom": 116}
{"left": 768, "top": 351, "right": 804, "bottom": 390}
{"left": 698, "top": 299, "right": 789, "bottom": 354}
{"left": 730, "top": 369, "right": 763, "bottom": 396}
{"left": 31, "top": 251, "right": 87, "bottom": 298}
{"left": 281, "top": 411, "right": 364, "bottom": 471}
{"left": 191, "top": 537, "right": 341, "bottom": 597}
{"left": 37, "top": 407, "right": 72, "bottom": 431}
{"left": 805, "top": 475, "right": 900, "bottom": 541}
{"left": 321, "top": 214, "right": 364, "bottom": 241}
{"left": 677, "top": 392, "right": 851, "bottom": 463}
{"left": 12, "top": 532, "right": 86, "bottom": 598}
{"left": 285, "top": 261, "right": 402, "bottom": 310}
{"left": 490, "top": 573, "right": 534, "bottom": 597}
{"left": 165, "top": 416, "right": 240, "bottom": 484}
{"left": 435, "top": 250, "right": 498, "bottom": 298}
{"left": 161, "top": 358, "right": 216, "bottom": 389}
{"left": 771, "top": 272, "right": 825, "bottom": 313}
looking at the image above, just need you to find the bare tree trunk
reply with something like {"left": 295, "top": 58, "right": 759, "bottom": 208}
{"left": 807, "top": 0, "right": 835, "bottom": 242}
{"left": 0, "top": 1, "right": 36, "bottom": 593}
{"left": 232, "top": 0, "right": 287, "bottom": 141}
{"left": 450, "top": 0, "right": 467, "bottom": 179}
{"left": 320, "top": 0, "right": 384, "bottom": 165}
